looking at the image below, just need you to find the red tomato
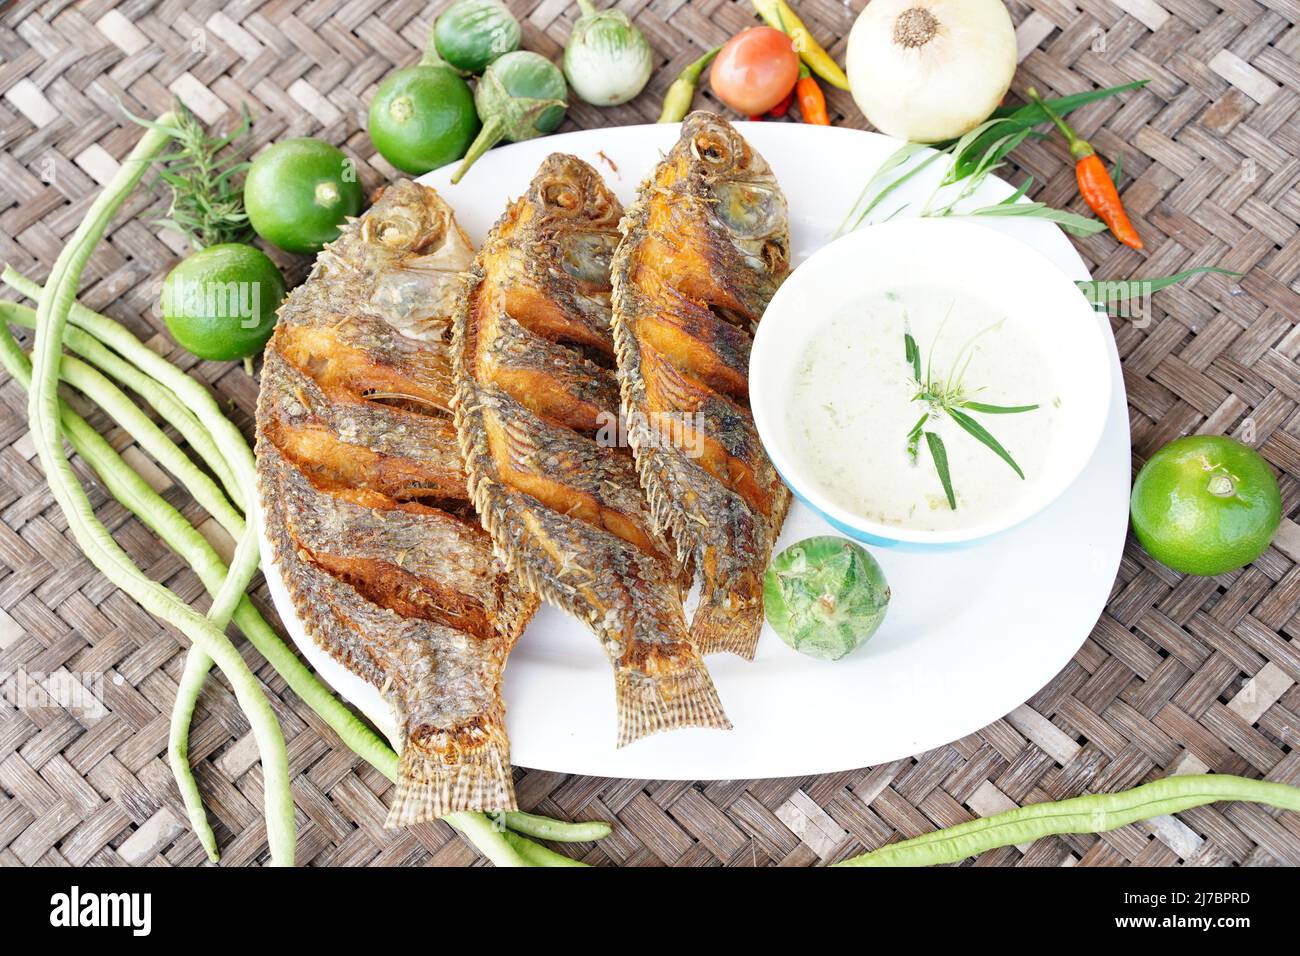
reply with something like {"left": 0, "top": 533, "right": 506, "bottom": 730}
{"left": 709, "top": 27, "right": 800, "bottom": 117}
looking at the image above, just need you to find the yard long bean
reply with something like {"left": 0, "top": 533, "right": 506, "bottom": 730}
{"left": 3, "top": 277, "right": 613, "bottom": 868}
{"left": 498, "top": 810, "right": 612, "bottom": 843}
{"left": 2, "top": 301, "right": 242, "bottom": 507}
{"left": 0, "top": 322, "right": 228, "bottom": 860}
{"left": 3, "top": 266, "right": 258, "bottom": 508}
{"left": 500, "top": 829, "right": 587, "bottom": 867}
{"left": 23, "top": 116, "right": 296, "bottom": 865}
{"left": 2, "top": 302, "right": 251, "bottom": 860}
{"left": 0, "top": 310, "right": 246, "bottom": 539}
{"left": 5, "top": 214, "right": 610, "bottom": 870}
{"left": 835, "top": 774, "right": 1300, "bottom": 867}
{"left": 1, "top": 318, "right": 591, "bottom": 867}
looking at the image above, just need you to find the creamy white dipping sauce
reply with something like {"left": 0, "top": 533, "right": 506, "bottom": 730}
{"left": 786, "top": 286, "right": 1059, "bottom": 531}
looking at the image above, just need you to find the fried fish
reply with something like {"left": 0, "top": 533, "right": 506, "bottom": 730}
{"left": 611, "top": 112, "right": 792, "bottom": 660}
{"left": 256, "top": 180, "right": 537, "bottom": 827}
{"left": 453, "top": 154, "right": 731, "bottom": 746}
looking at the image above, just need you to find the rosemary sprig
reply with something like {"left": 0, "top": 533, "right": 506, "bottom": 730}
{"left": 128, "top": 100, "right": 255, "bottom": 250}
{"left": 904, "top": 328, "right": 1039, "bottom": 510}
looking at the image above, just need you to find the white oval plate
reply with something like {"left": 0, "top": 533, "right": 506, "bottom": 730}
{"left": 258, "top": 123, "right": 1130, "bottom": 780}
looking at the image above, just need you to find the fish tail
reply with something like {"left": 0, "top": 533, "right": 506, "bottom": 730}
{"left": 691, "top": 595, "right": 763, "bottom": 660}
{"left": 385, "top": 719, "right": 517, "bottom": 828}
{"left": 615, "top": 652, "right": 731, "bottom": 746}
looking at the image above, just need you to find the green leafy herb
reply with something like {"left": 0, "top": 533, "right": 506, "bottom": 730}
{"left": 906, "top": 412, "right": 928, "bottom": 462}
{"left": 1076, "top": 267, "right": 1242, "bottom": 313}
{"left": 947, "top": 408, "right": 1025, "bottom": 479}
{"left": 952, "top": 81, "right": 1150, "bottom": 181}
{"left": 904, "top": 332, "right": 922, "bottom": 381}
{"left": 960, "top": 201, "right": 1108, "bottom": 237}
{"left": 924, "top": 432, "right": 955, "bottom": 510}
{"left": 842, "top": 82, "right": 1148, "bottom": 236}
{"left": 128, "top": 100, "right": 255, "bottom": 250}
{"left": 905, "top": 327, "right": 1038, "bottom": 509}
{"left": 960, "top": 401, "right": 1040, "bottom": 414}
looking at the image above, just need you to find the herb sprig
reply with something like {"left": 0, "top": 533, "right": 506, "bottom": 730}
{"left": 904, "top": 326, "right": 1039, "bottom": 511}
{"left": 128, "top": 100, "right": 255, "bottom": 250}
{"left": 838, "top": 83, "right": 1150, "bottom": 238}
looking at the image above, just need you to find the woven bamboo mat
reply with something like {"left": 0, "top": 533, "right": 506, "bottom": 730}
{"left": 1, "top": 0, "right": 1298, "bottom": 868}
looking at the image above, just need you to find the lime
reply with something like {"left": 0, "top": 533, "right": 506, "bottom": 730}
{"left": 160, "top": 244, "right": 286, "bottom": 361}
{"left": 244, "top": 138, "right": 363, "bottom": 254}
{"left": 1130, "top": 435, "right": 1281, "bottom": 576}
{"left": 368, "top": 65, "right": 480, "bottom": 175}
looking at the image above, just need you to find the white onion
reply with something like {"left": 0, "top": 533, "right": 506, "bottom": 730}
{"left": 846, "top": 0, "right": 1018, "bottom": 143}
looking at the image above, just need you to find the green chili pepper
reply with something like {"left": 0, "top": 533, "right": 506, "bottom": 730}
{"left": 835, "top": 774, "right": 1300, "bottom": 867}
{"left": 657, "top": 45, "right": 721, "bottom": 123}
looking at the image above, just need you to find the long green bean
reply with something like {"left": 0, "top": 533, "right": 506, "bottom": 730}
{"left": 498, "top": 810, "right": 612, "bottom": 843}
{"left": 2, "top": 301, "right": 252, "bottom": 861}
{"left": 835, "top": 774, "right": 1300, "bottom": 867}
{"left": 3, "top": 266, "right": 258, "bottom": 506}
{"left": 0, "top": 317, "right": 245, "bottom": 539}
{"left": 1, "top": 300, "right": 242, "bottom": 506}
{"left": 5, "top": 241, "right": 609, "bottom": 871}
{"left": 0, "top": 322, "right": 226, "bottom": 860}
{"left": 24, "top": 116, "right": 295, "bottom": 865}
{"left": 500, "top": 829, "right": 587, "bottom": 867}
{"left": 169, "top": 650, "right": 221, "bottom": 860}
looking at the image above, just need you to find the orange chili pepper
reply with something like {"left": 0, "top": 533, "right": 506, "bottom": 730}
{"left": 1029, "top": 88, "right": 1142, "bottom": 249}
{"left": 795, "top": 64, "right": 828, "bottom": 125}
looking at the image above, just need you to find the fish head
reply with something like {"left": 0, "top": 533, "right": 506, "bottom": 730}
{"left": 323, "top": 180, "right": 475, "bottom": 342}
{"left": 529, "top": 154, "right": 623, "bottom": 287}
{"left": 681, "top": 111, "right": 789, "bottom": 276}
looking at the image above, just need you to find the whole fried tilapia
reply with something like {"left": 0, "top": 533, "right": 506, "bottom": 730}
{"left": 453, "top": 154, "right": 731, "bottom": 746}
{"left": 256, "top": 180, "right": 537, "bottom": 827}
{"left": 611, "top": 113, "right": 792, "bottom": 660}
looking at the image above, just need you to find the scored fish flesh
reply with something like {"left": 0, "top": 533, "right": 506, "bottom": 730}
{"left": 611, "top": 112, "right": 792, "bottom": 660}
{"left": 256, "top": 180, "right": 537, "bottom": 827}
{"left": 453, "top": 154, "right": 731, "bottom": 746}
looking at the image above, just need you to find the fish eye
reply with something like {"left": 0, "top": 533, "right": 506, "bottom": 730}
{"left": 543, "top": 183, "right": 581, "bottom": 210}
{"left": 692, "top": 133, "right": 730, "bottom": 165}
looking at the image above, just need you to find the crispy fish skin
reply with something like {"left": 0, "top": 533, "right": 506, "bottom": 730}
{"left": 454, "top": 153, "right": 730, "bottom": 746}
{"left": 611, "top": 112, "right": 792, "bottom": 660}
{"left": 256, "top": 180, "right": 537, "bottom": 826}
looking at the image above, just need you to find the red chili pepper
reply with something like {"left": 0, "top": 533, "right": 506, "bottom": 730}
{"left": 795, "top": 64, "right": 829, "bottom": 125}
{"left": 1029, "top": 88, "right": 1142, "bottom": 249}
{"left": 769, "top": 88, "right": 795, "bottom": 118}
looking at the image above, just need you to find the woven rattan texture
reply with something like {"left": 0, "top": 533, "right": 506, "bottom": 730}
{"left": 1, "top": 0, "right": 1299, "bottom": 867}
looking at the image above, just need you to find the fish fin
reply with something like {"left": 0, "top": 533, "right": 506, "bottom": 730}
{"left": 616, "top": 656, "right": 732, "bottom": 746}
{"left": 691, "top": 596, "right": 762, "bottom": 660}
{"left": 385, "top": 728, "right": 517, "bottom": 828}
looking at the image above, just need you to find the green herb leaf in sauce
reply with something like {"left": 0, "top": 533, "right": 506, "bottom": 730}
{"left": 905, "top": 329, "right": 1038, "bottom": 510}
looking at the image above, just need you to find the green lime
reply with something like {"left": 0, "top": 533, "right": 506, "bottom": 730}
{"left": 244, "top": 138, "right": 363, "bottom": 254}
{"left": 368, "top": 65, "right": 480, "bottom": 175}
{"left": 160, "top": 244, "right": 286, "bottom": 361}
{"left": 1130, "top": 435, "right": 1281, "bottom": 576}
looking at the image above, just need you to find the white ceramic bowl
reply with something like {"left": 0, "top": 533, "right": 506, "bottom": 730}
{"left": 751, "top": 218, "right": 1113, "bottom": 550}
